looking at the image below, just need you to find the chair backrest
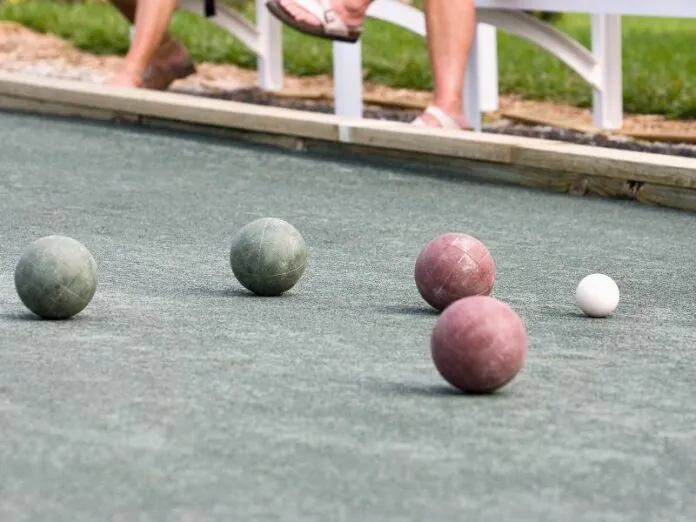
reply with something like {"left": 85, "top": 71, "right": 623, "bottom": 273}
{"left": 473, "top": 0, "right": 696, "bottom": 17}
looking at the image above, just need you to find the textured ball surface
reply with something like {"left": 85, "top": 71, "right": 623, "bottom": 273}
{"left": 230, "top": 218, "right": 308, "bottom": 296}
{"left": 414, "top": 233, "right": 495, "bottom": 311}
{"left": 14, "top": 235, "right": 98, "bottom": 319}
{"left": 431, "top": 296, "right": 527, "bottom": 394}
{"left": 576, "top": 273, "right": 620, "bottom": 318}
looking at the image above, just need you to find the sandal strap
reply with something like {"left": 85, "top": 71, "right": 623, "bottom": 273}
{"left": 293, "top": 0, "right": 350, "bottom": 35}
{"left": 422, "top": 105, "right": 462, "bottom": 129}
{"left": 412, "top": 106, "right": 464, "bottom": 129}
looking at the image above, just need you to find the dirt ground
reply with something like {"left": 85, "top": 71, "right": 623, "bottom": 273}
{"left": 1, "top": 20, "right": 695, "bottom": 145}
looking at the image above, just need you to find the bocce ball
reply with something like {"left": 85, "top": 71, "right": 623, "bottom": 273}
{"left": 14, "top": 235, "right": 98, "bottom": 320}
{"left": 431, "top": 296, "right": 527, "bottom": 394}
{"left": 575, "top": 273, "right": 620, "bottom": 318}
{"left": 230, "top": 217, "right": 308, "bottom": 296}
{"left": 414, "top": 232, "right": 496, "bottom": 311}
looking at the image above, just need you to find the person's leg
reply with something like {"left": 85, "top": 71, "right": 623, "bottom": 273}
{"left": 417, "top": 0, "right": 475, "bottom": 129}
{"left": 268, "top": 0, "right": 476, "bottom": 129}
{"left": 107, "top": 0, "right": 195, "bottom": 89}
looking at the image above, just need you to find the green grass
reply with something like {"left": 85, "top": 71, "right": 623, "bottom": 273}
{"left": 1, "top": 0, "right": 695, "bottom": 118}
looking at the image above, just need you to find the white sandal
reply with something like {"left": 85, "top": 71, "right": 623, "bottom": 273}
{"left": 412, "top": 105, "right": 468, "bottom": 130}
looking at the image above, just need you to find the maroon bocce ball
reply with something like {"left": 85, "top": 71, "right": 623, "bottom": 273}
{"left": 414, "top": 233, "right": 495, "bottom": 311}
{"left": 431, "top": 296, "right": 527, "bottom": 394}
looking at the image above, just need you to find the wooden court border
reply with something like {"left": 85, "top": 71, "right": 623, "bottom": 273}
{"left": 1, "top": 71, "right": 695, "bottom": 212}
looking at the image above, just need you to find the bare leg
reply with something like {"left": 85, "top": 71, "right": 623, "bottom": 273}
{"left": 272, "top": 0, "right": 475, "bottom": 129}
{"left": 107, "top": 0, "right": 194, "bottom": 89}
{"left": 420, "top": 0, "right": 475, "bottom": 128}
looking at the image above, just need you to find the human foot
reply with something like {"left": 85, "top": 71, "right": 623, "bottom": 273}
{"left": 266, "top": 0, "right": 365, "bottom": 43}
{"left": 107, "top": 40, "right": 195, "bottom": 90}
{"left": 412, "top": 106, "right": 471, "bottom": 130}
{"left": 106, "top": 68, "right": 144, "bottom": 88}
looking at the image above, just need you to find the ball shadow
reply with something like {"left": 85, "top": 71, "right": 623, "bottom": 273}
{"left": 0, "top": 311, "right": 89, "bottom": 322}
{"left": 379, "top": 304, "right": 440, "bottom": 317}
{"left": 187, "top": 286, "right": 298, "bottom": 299}
{"left": 0, "top": 311, "right": 42, "bottom": 322}
{"left": 369, "top": 381, "right": 512, "bottom": 399}
{"left": 561, "top": 310, "right": 607, "bottom": 320}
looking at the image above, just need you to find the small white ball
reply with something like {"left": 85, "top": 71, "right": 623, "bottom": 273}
{"left": 575, "top": 273, "right": 620, "bottom": 318}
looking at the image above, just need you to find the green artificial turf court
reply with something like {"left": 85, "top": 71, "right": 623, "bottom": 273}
{"left": 1, "top": 109, "right": 696, "bottom": 521}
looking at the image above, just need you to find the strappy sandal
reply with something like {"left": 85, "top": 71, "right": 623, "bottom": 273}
{"left": 412, "top": 105, "right": 471, "bottom": 130}
{"left": 266, "top": 0, "right": 362, "bottom": 43}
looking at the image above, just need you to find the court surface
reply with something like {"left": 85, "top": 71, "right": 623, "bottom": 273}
{"left": 2, "top": 110, "right": 696, "bottom": 522}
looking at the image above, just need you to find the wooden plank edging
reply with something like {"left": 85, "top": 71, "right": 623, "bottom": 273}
{"left": 1, "top": 71, "right": 695, "bottom": 210}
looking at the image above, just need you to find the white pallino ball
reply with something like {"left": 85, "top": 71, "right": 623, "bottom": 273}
{"left": 575, "top": 273, "right": 620, "bottom": 318}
